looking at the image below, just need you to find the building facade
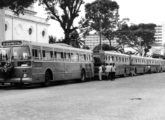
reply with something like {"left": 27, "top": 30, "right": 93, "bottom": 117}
{"left": 0, "top": 7, "right": 49, "bottom": 43}
{"left": 153, "top": 24, "right": 165, "bottom": 55}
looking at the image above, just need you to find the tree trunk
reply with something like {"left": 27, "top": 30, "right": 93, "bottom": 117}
{"left": 63, "top": 30, "right": 71, "bottom": 45}
{"left": 109, "top": 40, "right": 111, "bottom": 47}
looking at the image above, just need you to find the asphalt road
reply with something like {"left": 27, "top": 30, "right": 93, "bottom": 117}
{"left": 0, "top": 73, "right": 165, "bottom": 120}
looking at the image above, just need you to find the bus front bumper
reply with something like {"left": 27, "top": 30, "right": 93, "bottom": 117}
{"left": 0, "top": 77, "right": 32, "bottom": 83}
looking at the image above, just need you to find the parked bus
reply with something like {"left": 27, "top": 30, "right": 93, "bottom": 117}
{"left": 93, "top": 50, "right": 131, "bottom": 77}
{"left": 0, "top": 40, "right": 94, "bottom": 86}
{"left": 93, "top": 50, "right": 165, "bottom": 78}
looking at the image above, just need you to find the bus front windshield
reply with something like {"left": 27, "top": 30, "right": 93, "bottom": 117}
{"left": 12, "top": 46, "right": 31, "bottom": 60}
{"left": 0, "top": 48, "right": 11, "bottom": 61}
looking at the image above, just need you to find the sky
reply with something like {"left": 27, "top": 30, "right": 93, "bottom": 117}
{"left": 34, "top": 0, "right": 165, "bottom": 39}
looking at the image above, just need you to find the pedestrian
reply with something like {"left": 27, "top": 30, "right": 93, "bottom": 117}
{"left": 111, "top": 63, "right": 116, "bottom": 81}
{"left": 105, "top": 63, "right": 112, "bottom": 80}
{"left": 99, "top": 64, "right": 103, "bottom": 80}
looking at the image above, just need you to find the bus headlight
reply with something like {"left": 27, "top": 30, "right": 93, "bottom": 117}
{"left": 23, "top": 73, "right": 27, "bottom": 78}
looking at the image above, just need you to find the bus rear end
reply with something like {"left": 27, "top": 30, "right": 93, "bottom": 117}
{"left": 0, "top": 41, "right": 32, "bottom": 85}
{"left": 93, "top": 51, "right": 105, "bottom": 78}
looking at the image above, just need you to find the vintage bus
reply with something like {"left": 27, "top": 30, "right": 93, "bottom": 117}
{"left": 93, "top": 50, "right": 131, "bottom": 77}
{"left": 0, "top": 40, "right": 94, "bottom": 86}
{"left": 93, "top": 50, "right": 165, "bottom": 78}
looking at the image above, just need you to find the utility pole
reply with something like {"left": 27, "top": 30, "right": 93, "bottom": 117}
{"left": 99, "top": 14, "right": 102, "bottom": 51}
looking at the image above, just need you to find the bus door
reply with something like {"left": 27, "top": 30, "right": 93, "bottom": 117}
{"left": 54, "top": 49, "right": 65, "bottom": 80}
{"left": 63, "top": 50, "right": 72, "bottom": 80}
{"left": 31, "top": 46, "right": 44, "bottom": 81}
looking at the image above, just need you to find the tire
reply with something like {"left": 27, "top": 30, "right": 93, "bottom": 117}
{"left": 81, "top": 70, "right": 86, "bottom": 82}
{"left": 14, "top": 82, "right": 24, "bottom": 88}
{"left": 123, "top": 69, "right": 127, "bottom": 77}
{"left": 43, "top": 71, "right": 51, "bottom": 86}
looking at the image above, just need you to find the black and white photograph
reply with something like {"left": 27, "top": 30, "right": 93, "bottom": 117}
{"left": 0, "top": 0, "right": 165, "bottom": 120}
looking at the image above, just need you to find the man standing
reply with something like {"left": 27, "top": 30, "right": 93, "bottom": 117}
{"left": 111, "top": 63, "right": 116, "bottom": 81}
{"left": 105, "top": 63, "right": 112, "bottom": 80}
{"left": 99, "top": 64, "right": 103, "bottom": 80}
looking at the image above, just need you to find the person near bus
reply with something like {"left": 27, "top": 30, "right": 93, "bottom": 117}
{"left": 105, "top": 63, "right": 112, "bottom": 80}
{"left": 111, "top": 63, "right": 116, "bottom": 81}
{"left": 99, "top": 64, "right": 103, "bottom": 80}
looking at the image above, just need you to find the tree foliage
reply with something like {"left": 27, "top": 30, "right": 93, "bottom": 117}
{"left": 69, "top": 30, "right": 85, "bottom": 48}
{"left": 79, "top": 0, "right": 119, "bottom": 45}
{"left": 39, "top": 0, "right": 84, "bottom": 44}
{"left": 93, "top": 44, "right": 119, "bottom": 52}
{"left": 49, "top": 35, "right": 57, "bottom": 44}
{"left": 0, "top": 0, "right": 84, "bottom": 45}
{"left": 0, "top": 0, "right": 36, "bottom": 14}
{"left": 116, "top": 23, "right": 156, "bottom": 56}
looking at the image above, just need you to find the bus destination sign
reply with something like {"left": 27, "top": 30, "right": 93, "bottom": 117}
{"left": 1, "top": 41, "right": 22, "bottom": 46}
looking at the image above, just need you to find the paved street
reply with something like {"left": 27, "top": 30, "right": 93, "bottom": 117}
{"left": 0, "top": 73, "right": 165, "bottom": 120}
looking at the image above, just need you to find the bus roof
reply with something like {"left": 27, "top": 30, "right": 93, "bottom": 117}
{"left": 102, "top": 51, "right": 130, "bottom": 57}
{"left": 1, "top": 40, "right": 92, "bottom": 54}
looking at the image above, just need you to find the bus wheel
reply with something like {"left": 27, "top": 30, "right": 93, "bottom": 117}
{"left": 44, "top": 71, "right": 51, "bottom": 86}
{"left": 81, "top": 70, "right": 86, "bottom": 82}
{"left": 123, "top": 69, "right": 127, "bottom": 77}
{"left": 14, "top": 83, "right": 24, "bottom": 88}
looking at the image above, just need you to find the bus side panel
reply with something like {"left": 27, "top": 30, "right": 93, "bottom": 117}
{"left": 32, "top": 61, "right": 65, "bottom": 82}
{"left": 32, "top": 61, "right": 46, "bottom": 83}
{"left": 53, "top": 61, "right": 65, "bottom": 81}
{"left": 115, "top": 64, "right": 130, "bottom": 76}
{"left": 85, "top": 63, "right": 94, "bottom": 79}
{"left": 65, "top": 62, "right": 81, "bottom": 80}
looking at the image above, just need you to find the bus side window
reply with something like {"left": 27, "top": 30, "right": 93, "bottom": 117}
{"left": 116, "top": 56, "right": 118, "bottom": 62}
{"left": 65, "top": 53, "right": 70, "bottom": 60}
{"left": 46, "top": 51, "right": 50, "bottom": 60}
{"left": 68, "top": 53, "right": 71, "bottom": 60}
{"left": 43, "top": 50, "right": 51, "bottom": 60}
{"left": 56, "top": 52, "right": 61, "bottom": 60}
{"left": 79, "top": 54, "right": 83, "bottom": 61}
{"left": 63, "top": 53, "right": 66, "bottom": 60}
{"left": 42, "top": 50, "right": 45, "bottom": 59}
{"left": 54, "top": 51, "right": 57, "bottom": 59}
{"left": 32, "top": 49, "right": 40, "bottom": 60}
{"left": 71, "top": 53, "right": 78, "bottom": 62}
{"left": 50, "top": 51, "right": 53, "bottom": 59}
{"left": 61, "top": 52, "right": 64, "bottom": 59}
{"left": 111, "top": 56, "right": 114, "bottom": 62}
{"left": 89, "top": 55, "right": 91, "bottom": 61}
{"left": 119, "top": 57, "right": 121, "bottom": 62}
{"left": 84, "top": 54, "right": 86, "bottom": 61}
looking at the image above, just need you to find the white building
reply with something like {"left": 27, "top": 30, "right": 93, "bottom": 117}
{"left": 153, "top": 24, "right": 165, "bottom": 55}
{"left": 0, "top": 6, "right": 49, "bottom": 43}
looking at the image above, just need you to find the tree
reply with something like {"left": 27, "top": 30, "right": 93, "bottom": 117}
{"left": 93, "top": 44, "right": 119, "bottom": 52}
{"left": 0, "top": 0, "right": 36, "bottom": 14}
{"left": 0, "top": 0, "right": 84, "bottom": 44}
{"left": 40, "top": 0, "right": 84, "bottom": 44}
{"left": 82, "top": 45, "right": 90, "bottom": 50}
{"left": 79, "top": 0, "right": 119, "bottom": 46}
{"left": 69, "top": 30, "right": 85, "bottom": 48}
{"left": 115, "top": 23, "right": 156, "bottom": 56}
{"left": 49, "top": 35, "right": 57, "bottom": 44}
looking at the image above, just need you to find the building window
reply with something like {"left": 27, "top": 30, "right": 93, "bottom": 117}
{"left": 42, "top": 30, "right": 45, "bottom": 37}
{"left": 28, "top": 28, "right": 32, "bottom": 35}
{"left": 5, "top": 24, "right": 7, "bottom": 31}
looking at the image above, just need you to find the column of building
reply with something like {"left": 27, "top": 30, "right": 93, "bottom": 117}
{"left": 0, "top": 9, "right": 5, "bottom": 41}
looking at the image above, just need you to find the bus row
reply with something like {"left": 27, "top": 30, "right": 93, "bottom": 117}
{"left": 93, "top": 51, "right": 165, "bottom": 78}
{"left": 0, "top": 40, "right": 164, "bottom": 86}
